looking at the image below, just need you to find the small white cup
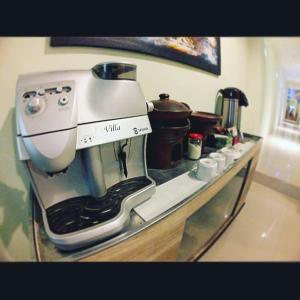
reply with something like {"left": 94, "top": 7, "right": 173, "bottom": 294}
{"left": 196, "top": 158, "right": 218, "bottom": 182}
{"left": 220, "top": 148, "right": 236, "bottom": 166}
{"left": 209, "top": 152, "right": 226, "bottom": 174}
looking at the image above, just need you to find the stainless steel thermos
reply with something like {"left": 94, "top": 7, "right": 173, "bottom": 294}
{"left": 215, "top": 88, "right": 249, "bottom": 131}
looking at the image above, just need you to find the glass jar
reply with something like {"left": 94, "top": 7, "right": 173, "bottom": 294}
{"left": 187, "top": 133, "right": 203, "bottom": 160}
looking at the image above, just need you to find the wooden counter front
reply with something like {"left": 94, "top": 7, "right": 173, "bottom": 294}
{"left": 80, "top": 140, "right": 262, "bottom": 262}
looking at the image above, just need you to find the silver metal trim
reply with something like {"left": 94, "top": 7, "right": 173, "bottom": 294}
{"left": 16, "top": 136, "right": 30, "bottom": 160}
{"left": 82, "top": 146, "right": 107, "bottom": 198}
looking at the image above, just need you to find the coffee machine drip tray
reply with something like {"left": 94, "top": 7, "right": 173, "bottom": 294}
{"left": 46, "top": 176, "right": 152, "bottom": 235}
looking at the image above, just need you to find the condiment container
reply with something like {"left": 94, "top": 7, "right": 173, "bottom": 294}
{"left": 187, "top": 133, "right": 203, "bottom": 160}
{"left": 209, "top": 152, "right": 226, "bottom": 174}
{"left": 214, "top": 134, "right": 232, "bottom": 149}
{"left": 196, "top": 158, "right": 218, "bottom": 181}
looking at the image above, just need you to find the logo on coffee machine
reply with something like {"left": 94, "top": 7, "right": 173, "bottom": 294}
{"left": 133, "top": 126, "right": 149, "bottom": 134}
{"left": 104, "top": 123, "right": 121, "bottom": 133}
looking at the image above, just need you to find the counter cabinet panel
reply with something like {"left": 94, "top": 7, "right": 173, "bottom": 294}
{"left": 177, "top": 162, "right": 251, "bottom": 261}
{"left": 81, "top": 210, "right": 186, "bottom": 261}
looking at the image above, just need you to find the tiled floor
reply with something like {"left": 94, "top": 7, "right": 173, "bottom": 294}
{"left": 200, "top": 181, "right": 300, "bottom": 261}
{"left": 257, "top": 125, "right": 300, "bottom": 188}
{"left": 199, "top": 126, "right": 300, "bottom": 262}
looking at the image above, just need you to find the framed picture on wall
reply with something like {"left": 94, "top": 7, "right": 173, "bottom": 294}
{"left": 50, "top": 37, "right": 221, "bottom": 75}
{"left": 283, "top": 85, "right": 300, "bottom": 125}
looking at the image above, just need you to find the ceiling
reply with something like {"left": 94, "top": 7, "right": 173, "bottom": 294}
{"left": 268, "top": 37, "right": 300, "bottom": 80}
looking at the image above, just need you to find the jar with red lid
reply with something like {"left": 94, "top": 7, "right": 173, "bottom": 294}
{"left": 187, "top": 132, "right": 203, "bottom": 160}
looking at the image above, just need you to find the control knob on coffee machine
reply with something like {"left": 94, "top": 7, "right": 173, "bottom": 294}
{"left": 26, "top": 97, "right": 45, "bottom": 114}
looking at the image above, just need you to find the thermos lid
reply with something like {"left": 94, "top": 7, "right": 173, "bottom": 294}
{"left": 219, "top": 88, "right": 249, "bottom": 107}
{"left": 221, "top": 88, "right": 240, "bottom": 99}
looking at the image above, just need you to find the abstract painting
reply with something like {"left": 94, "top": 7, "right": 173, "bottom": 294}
{"left": 50, "top": 37, "right": 221, "bottom": 75}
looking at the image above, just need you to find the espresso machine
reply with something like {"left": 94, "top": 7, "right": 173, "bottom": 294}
{"left": 15, "top": 62, "right": 156, "bottom": 250}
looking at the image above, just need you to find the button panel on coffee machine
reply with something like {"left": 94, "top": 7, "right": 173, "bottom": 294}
{"left": 18, "top": 81, "right": 76, "bottom": 137}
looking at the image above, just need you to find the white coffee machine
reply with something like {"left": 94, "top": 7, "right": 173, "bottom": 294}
{"left": 15, "top": 62, "right": 155, "bottom": 250}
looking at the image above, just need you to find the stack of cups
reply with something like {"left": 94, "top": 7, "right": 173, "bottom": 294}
{"left": 196, "top": 158, "right": 218, "bottom": 182}
{"left": 209, "top": 152, "right": 226, "bottom": 174}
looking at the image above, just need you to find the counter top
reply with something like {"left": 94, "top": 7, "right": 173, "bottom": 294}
{"left": 33, "top": 133, "right": 262, "bottom": 261}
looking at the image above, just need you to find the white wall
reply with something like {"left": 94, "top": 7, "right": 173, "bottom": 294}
{"left": 0, "top": 37, "right": 265, "bottom": 260}
{"left": 0, "top": 37, "right": 266, "bottom": 130}
{"left": 241, "top": 38, "right": 265, "bottom": 136}
{"left": 260, "top": 39, "right": 281, "bottom": 136}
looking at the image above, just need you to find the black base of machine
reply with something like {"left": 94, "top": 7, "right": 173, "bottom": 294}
{"left": 46, "top": 176, "right": 152, "bottom": 235}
